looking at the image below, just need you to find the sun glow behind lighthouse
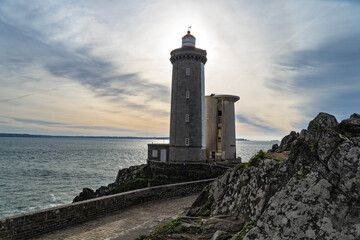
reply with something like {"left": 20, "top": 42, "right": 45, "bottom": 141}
{"left": 0, "top": 1, "right": 359, "bottom": 140}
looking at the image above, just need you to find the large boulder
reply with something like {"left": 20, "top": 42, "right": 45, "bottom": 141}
{"left": 335, "top": 113, "right": 360, "bottom": 138}
{"left": 275, "top": 131, "right": 299, "bottom": 152}
{"left": 302, "top": 112, "right": 338, "bottom": 143}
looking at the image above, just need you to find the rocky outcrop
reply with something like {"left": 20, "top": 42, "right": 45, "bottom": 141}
{"left": 73, "top": 165, "right": 145, "bottom": 202}
{"left": 271, "top": 130, "right": 299, "bottom": 152}
{"left": 154, "top": 112, "right": 360, "bottom": 240}
{"left": 73, "top": 161, "right": 228, "bottom": 202}
{"left": 73, "top": 188, "right": 95, "bottom": 202}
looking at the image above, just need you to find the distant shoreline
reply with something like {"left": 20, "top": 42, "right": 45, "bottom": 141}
{"left": 0, "top": 133, "right": 167, "bottom": 140}
{"left": 0, "top": 133, "right": 252, "bottom": 141}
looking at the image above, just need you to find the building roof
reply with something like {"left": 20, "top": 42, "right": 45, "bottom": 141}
{"left": 182, "top": 30, "right": 196, "bottom": 48}
{"left": 207, "top": 94, "right": 240, "bottom": 102}
{"left": 182, "top": 30, "right": 195, "bottom": 39}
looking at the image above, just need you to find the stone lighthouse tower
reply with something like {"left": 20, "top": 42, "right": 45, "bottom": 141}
{"left": 169, "top": 31, "right": 207, "bottom": 162}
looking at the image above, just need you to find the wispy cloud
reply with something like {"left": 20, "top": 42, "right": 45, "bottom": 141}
{"left": 11, "top": 118, "right": 68, "bottom": 126}
{"left": 3, "top": 116, "right": 139, "bottom": 133}
{"left": 65, "top": 125, "right": 139, "bottom": 132}
{"left": 266, "top": 32, "right": 360, "bottom": 122}
{"left": 236, "top": 115, "right": 283, "bottom": 134}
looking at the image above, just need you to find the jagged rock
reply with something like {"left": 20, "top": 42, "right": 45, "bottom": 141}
{"left": 170, "top": 233, "right": 192, "bottom": 240}
{"left": 179, "top": 222, "right": 201, "bottom": 234}
{"left": 73, "top": 188, "right": 95, "bottom": 202}
{"left": 276, "top": 131, "right": 299, "bottom": 152}
{"left": 335, "top": 113, "right": 360, "bottom": 137}
{"left": 188, "top": 112, "right": 360, "bottom": 240}
{"left": 188, "top": 158, "right": 291, "bottom": 225}
{"left": 304, "top": 112, "right": 338, "bottom": 142}
{"left": 95, "top": 186, "right": 110, "bottom": 196}
{"left": 115, "top": 165, "right": 145, "bottom": 183}
{"left": 201, "top": 218, "right": 242, "bottom": 235}
{"left": 267, "top": 143, "right": 278, "bottom": 153}
{"left": 211, "top": 230, "right": 232, "bottom": 240}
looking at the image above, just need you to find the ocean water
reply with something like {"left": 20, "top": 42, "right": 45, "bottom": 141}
{"left": 0, "top": 137, "right": 275, "bottom": 218}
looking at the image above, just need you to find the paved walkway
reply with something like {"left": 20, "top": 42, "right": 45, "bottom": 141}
{"left": 36, "top": 194, "right": 198, "bottom": 240}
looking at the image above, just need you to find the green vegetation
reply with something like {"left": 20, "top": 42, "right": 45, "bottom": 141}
{"left": 156, "top": 217, "right": 182, "bottom": 233}
{"left": 134, "top": 234, "right": 154, "bottom": 240}
{"left": 236, "top": 221, "right": 257, "bottom": 240}
{"left": 299, "top": 172, "right": 307, "bottom": 179}
{"left": 235, "top": 150, "right": 266, "bottom": 173}
{"left": 108, "top": 177, "right": 175, "bottom": 195}
{"left": 135, "top": 169, "right": 143, "bottom": 177}
{"left": 134, "top": 217, "right": 183, "bottom": 240}
{"left": 311, "top": 142, "right": 318, "bottom": 152}
{"left": 200, "top": 198, "right": 214, "bottom": 216}
{"left": 189, "top": 169, "right": 207, "bottom": 178}
{"left": 271, "top": 157, "right": 281, "bottom": 162}
{"left": 292, "top": 145, "right": 301, "bottom": 157}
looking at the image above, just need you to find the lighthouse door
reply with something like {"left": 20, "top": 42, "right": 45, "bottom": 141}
{"left": 160, "top": 149, "right": 167, "bottom": 162}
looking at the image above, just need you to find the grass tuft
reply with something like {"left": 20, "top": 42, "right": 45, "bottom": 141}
{"left": 236, "top": 221, "right": 257, "bottom": 240}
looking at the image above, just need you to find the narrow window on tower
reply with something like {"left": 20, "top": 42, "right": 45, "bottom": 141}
{"left": 152, "top": 150, "right": 158, "bottom": 158}
{"left": 185, "top": 114, "right": 189, "bottom": 122}
{"left": 186, "top": 68, "right": 190, "bottom": 76}
{"left": 185, "top": 138, "right": 190, "bottom": 146}
{"left": 186, "top": 90, "right": 190, "bottom": 99}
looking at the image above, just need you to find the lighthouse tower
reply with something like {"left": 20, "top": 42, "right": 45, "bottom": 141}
{"left": 169, "top": 31, "right": 207, "bottom": 162}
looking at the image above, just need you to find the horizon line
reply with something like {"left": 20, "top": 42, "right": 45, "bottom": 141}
{"left": 0, "top": 133, "right": 259, "bottom": 141}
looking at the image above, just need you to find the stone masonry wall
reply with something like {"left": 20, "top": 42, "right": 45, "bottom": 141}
{"left": 0, "top": 179, "right": 214, "bottom": 240}
{"left": 147, "top": 160, "right": 228, "bottom": 181}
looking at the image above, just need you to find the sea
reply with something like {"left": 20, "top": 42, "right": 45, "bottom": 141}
{"left": 0, "top": 137, "right": 276, "bottom": 218}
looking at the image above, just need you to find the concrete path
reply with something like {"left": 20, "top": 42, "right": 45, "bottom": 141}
{"left": 36, "top": 194, "right": 198, "bottom": 240}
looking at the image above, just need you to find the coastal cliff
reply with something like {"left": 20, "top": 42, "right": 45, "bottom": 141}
{"left": 139, "top": 113, "right": 360, "bottom": 240}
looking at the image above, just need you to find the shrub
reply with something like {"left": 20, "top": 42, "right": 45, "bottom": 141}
{"left": 156, "top": 217, "right": 182, "bottom": 233}
{"left": 311, "top": 142, "right": 318, "bottom": 152}
{"left": 235, "top": 150, "right": 266, "bottom": 173}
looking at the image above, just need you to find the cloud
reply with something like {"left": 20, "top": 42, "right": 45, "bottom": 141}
{"left": 0, "top": 8, "right": 170, "bottom": 106}
{"left": 11, "top": 118, "right": 68, "bottom": 126}
{"left": 265, "top": 32, "right": 360, "bottom": 121}
{"left": 0, "top": 88, "right": 62, "bottom": 103}
{"left": 3, "top": 116, "right": 138, "bottom": 133}
{"left": 65, "top": 125, "right": 139, "bottom": 132}
{"left": 236, "top": 115, "right": 283, "bottom": 134}
{"left": 282, "top": 35, "right": 360, "bottom": 88}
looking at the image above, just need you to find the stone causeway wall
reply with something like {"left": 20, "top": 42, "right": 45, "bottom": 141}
{"left": 147, "top": 160, "right": 229, "bottom": 180}
{"left": 0, "top": 179, "right": 214, "bottom": 240}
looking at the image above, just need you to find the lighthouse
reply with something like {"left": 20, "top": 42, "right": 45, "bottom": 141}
{"left": 168, "top": 31, "right": 207, "bottom": 162}
{"left": 147, "top": 30, "right": 240, "bottom": 164}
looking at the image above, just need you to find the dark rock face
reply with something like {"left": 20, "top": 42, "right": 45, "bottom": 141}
{"left": 72, "top": 188, "right": 95, "bottom": 202}
{"left": 335, "top": 113, "right": 360, "bottom": 138}
{"left": 276, "top": 130, "right": 299, "bottom": 152}
{"left": 186, "top": 112, "right": 360, "bottom": 240}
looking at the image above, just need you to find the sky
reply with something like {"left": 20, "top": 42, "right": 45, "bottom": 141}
{"left": 0, "top": 0, "right": 359, "bottom": 140}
